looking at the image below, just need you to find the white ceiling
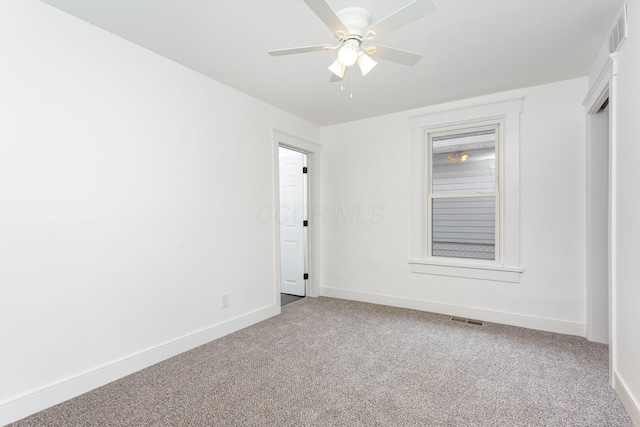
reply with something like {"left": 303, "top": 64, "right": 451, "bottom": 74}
{"left": 40, "top": 0, "right": 622, "bottom": 126}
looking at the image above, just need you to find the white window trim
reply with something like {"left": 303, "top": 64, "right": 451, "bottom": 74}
{"left": 409, "top": 99, "right": 523, "bottom": 283}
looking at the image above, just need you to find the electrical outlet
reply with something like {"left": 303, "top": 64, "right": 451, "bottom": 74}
{"left": 221, "top": 294, "right": 229, "bottom": 309}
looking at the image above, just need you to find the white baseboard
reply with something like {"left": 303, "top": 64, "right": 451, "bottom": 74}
{"left": 614, "top": 372, "right": 640, "bottom": 426}
{"left": 320, "top": 287, "right": 586, "bottom": 337}
{"left": 0, "top": 305, "right": 277, "bottom": 426}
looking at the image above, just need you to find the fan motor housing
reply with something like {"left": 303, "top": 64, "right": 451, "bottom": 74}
{"left": 336, "top": 7, "right": 371, "bottom": 39}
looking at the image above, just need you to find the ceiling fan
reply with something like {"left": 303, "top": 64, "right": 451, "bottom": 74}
{"left": 268, "top": 0, "right": 437, "bottom": 80}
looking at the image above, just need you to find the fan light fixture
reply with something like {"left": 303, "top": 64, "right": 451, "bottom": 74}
{"left": 357, "top": 52, "right": 377, "bottom": 76}
{"left": 338, "top": 43, "right": 358, "bottom": 66}
{"left": 268, "top": 1, "right": 437, "bottom": 82}
{"left": 329, "top": 41, "right": 377, "bottom": 77}
{"left": 328, "top": 58, "right": 346, "bottom": 79}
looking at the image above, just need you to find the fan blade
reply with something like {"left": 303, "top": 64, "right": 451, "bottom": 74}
{"left": 329, "top": 73, "right": 342, "bottom": 83}
{"left": 302, "top": 0, "right": 348, "bottom": 36}
{"left": 329, "top": 67, "right": 349, "bottom": 83}
{"left": 366, "top": 45, "right": 423, "bottom": 66}
{"left": 364, "top": 0, "right": 437, "bottom": 40}
{"left": 268, "top": 44, "right": 334, "bottom": 56}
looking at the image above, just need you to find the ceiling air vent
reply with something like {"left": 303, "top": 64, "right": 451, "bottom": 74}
{"left": 609, "top": 4, "right": 628, "bottom": 54}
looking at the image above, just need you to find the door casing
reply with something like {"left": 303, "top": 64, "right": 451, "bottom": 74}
{"left": 272, "top": 130, "right": 321, "bottom": 313}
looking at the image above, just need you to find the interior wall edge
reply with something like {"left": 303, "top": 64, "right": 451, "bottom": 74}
{"left": 319, "top": 287, "right": 586, "bottom": 337}
{"left": 0, "top": 305, "right": 277, "bottom": 426}
{"left": 614, "top": 371, "right": 640, "bottom": 426}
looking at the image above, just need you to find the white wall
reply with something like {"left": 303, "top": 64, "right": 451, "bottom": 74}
{"left": 3, "top": 0, "right": 636, "bottom": 423}
{"left": 319, "top": 78, "right": 587, "bottom": 335}
{"left": 0, "top": 0, "right": 318, "bottom": 423}
{"left": 611, "top": 2, "right": 640, "bottom": 422}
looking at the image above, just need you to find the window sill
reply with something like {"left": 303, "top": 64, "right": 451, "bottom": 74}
{"left": 409, "top": 259, "right": 523, "bottom": 283}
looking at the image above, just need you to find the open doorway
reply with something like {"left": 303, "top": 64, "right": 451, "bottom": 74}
{"left": 278, "top": 146, "right": 308, "bottom": 305}
{"left": 586, "top": 94, "right": 610, "bottom": 345}
{"left": 272, "top": 129, "right": 320, "bottom": 311}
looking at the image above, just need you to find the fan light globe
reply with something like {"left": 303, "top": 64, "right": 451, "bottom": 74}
{"left": 357, "top": 52, "right": 377, "bottom": 76}
{"left": 328, "top": 58, "right": 346, "bottom": 79}
{"left": 338, "top": 44, "right": 358, "bottom": 66}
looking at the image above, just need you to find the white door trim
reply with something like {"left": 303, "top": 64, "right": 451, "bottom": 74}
{"left": 584, "top": 55, "right": 615, "bottom": 383}
{"left": 272, "top": 130, "right": 321, "bottom": 312}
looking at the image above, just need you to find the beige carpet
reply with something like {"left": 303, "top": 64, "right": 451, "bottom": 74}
{"left": 12, "top": 297, "right": 632, "bottom": 426}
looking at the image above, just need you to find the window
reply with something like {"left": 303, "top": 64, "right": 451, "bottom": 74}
{"left": 409, "top": 99, "right": 523, "bottom": 282}
{"left": 429, "top": 126, "right": 498, "bottom": 260}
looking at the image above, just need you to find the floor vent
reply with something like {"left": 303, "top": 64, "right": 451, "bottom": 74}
{"left": 451, "top": 317, "right": 484, "bottom": 326}
{"left": 609, "top": 4, "right": 628, "bottom": 54}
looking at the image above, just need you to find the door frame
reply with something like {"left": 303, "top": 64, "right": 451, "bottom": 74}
{"left": 272, "top": 129, "right": 321, "bottom": 313}
{"left": 278, "top": 146, "right": 307, "bottom": 297}
{"left": 585, "top": 88, "right": 610, "bottom": 345}
{"left": 584, "top": 55, "right": 617, "bottom": 383}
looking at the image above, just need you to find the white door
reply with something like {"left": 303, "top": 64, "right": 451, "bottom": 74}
{"left": 279, "top": 147, "right": 307, "bottom": 296}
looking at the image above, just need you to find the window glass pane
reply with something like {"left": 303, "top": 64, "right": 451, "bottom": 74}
{"left": 432, "top": 196, "right": 495, "bottom": 260}
{"left": 432, "top": 129, "right": 496, "bottom": 194}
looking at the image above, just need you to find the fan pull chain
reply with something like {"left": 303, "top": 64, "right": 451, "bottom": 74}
{"left": 338, "top": 71, "right": 354, "bottom": 99}
{"left": 349, "top": 69, "right": 354, "bottom": 99}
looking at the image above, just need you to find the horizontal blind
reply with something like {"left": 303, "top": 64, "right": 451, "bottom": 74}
{"left": 432, "top": 196, "right": 495, "bottom": 260}
{"left": 432, "top": 173, "right": 495, "bottom": 194}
